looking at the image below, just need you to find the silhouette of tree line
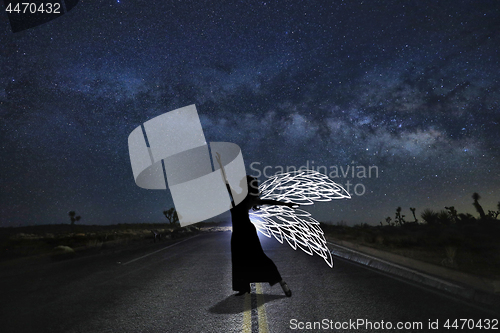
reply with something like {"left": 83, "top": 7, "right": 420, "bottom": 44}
{"left": 382, "top": 193, "right": 500, "bottom": 227}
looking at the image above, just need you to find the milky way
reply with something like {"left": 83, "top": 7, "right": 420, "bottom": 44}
{"left": 1, "top": 0, "right": 499, "bottom": 226}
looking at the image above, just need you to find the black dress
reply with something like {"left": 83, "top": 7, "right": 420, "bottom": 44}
{"left": 230, "top": 195, "right": 282, "bottom": 292}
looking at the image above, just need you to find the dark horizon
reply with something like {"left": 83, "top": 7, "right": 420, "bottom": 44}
{"left": 1, "top": 0, "right": 499, "bottom": 227}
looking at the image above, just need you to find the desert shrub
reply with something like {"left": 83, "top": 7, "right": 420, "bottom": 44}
{"left": 375, "top": 235, "right": 385, "bottom": 245}
{"left": 441, "top": 246, "right": 458, "bottom": 268}
{"left": 86, "top": 239, "right": 103, "bottom": 249}
{"left": 457, "top": 213, "right": 476, "bottom": 225}
{"left": 394, "top": 235, "right": 418, "bottom": 247}
{"left": 437, "top": 210, "right": 453, "bottom": 225}
{"left": 363, "top": 233, "right": 376, "bottom": 243}
{"left": 51, "top": 245, "right": 75, "bottom": 260}
{"left": 421, "top": 209, "right": 439, "bottom": 225}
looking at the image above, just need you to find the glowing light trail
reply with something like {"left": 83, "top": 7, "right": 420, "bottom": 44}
{"left": 250, "top": 170, "right": 351, "bottom": 267}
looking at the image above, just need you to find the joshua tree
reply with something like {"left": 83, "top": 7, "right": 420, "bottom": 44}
{"left": 409, "top": 207, "right": 418, "bottom": 223}
{"left": 68, "top": 211, "right": 81, "bottom": 225}
{"left": 445, "top": 206, "right": 458, "bottom": 224}
{"left": 163, "top": 208, "right": 179, "bottom": 227}
{"left": 472, "top": 192, "right": 486, "bottom": 220}
{"left": 487, "top": 202, "right": 500, "bottom": 219}
{"left": 493, "top": 201, "right": 500, "bottom": 219}
{"left": 487, "top": 210, "right": 500, "bottom": 219}
{"left": 385, "top": 216, "right": 393, "bottom": 226}
{"left": 395, "top": 207, "right": 405, "bottom": 226}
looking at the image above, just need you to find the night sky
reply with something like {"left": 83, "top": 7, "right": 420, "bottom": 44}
{"left": 1, "top": 0, "right": 499, "bottom": 227}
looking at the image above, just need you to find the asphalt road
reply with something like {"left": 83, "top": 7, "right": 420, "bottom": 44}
{"left": 0, "top": 231, "right": 498, "bottom": 333}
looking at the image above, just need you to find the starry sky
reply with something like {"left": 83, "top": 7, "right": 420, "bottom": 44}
{"left": 1, "top": 0, "right": 499, "bottom": 227}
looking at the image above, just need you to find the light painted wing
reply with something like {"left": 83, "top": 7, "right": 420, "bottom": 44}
{"left": 249, "top": 170, "right": 351, "bottom": 267}
{"left": 258, "top": 169, "right": 351, "bottom": 204}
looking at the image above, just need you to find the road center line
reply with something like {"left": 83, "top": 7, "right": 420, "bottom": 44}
{"left": 242, "top": 283, "right": 270, "bottom": 333}
{"left": 243, "top": 292, "right": 252, "bottom": 333}
{"left": 256, "top": 283, "right": 269, "bottom": 333}
{"left": 119, "top": 234, "right": 201, "bottom": 266}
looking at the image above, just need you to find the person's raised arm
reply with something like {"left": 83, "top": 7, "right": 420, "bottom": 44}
{"left": 215, "top": 152, "right": 235, "bottom": 208}
{"left": 257, "top": 199, "right": 299, "bottom": 208}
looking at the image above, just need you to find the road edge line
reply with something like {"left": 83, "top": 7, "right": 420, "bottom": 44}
{"left": 327, "top": 241, "right": 500, "bottom": 314}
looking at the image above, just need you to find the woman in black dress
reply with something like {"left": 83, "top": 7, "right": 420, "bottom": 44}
{"left": 229, "top": 175, "right": 295, "bottom": 296}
